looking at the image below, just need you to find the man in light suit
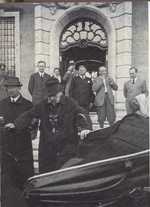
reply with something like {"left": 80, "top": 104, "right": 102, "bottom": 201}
{"left": 92, "top": 66, "right": 118, "bottom": 128}
{"left": 28, "top": 60, "right": 51, "bottom": 105}
{"left": 123, "top": 67, "right": 148, "bottom": 114}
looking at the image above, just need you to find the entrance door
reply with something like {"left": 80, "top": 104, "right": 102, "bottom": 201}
{"left": 59, "top": 19, "right": 108, "bottom": 76}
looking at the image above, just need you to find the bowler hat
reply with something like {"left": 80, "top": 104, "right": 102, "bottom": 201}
{"left": 4, "top": 76, "right": 22, "bottom": 87}
{"left": 45, "top": 77, "right": 63, "bottom": 96}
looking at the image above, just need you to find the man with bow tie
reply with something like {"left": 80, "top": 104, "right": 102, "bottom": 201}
{"left": 28, "top": 60, "right": 51, "bottom": 105}
{"left": 93, "top": 66, "right": 118, "bottom": 128}
{"left": 5, "top": 78, "right": 92, "bottom": 173}
{"left": 123, "top": 67, "right": 148, "bottom": 114}
{"left": 0, "top": 76, "right": 34, "bottom": 206}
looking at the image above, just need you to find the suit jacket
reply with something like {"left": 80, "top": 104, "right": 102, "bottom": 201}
{"left": 71, "top": 76, "right": 95, "bottom": 109}
{"left": 92, "top": 76, "right": 118, "bottom": 106}
{"left": 28, "top": 72, "right": 51, "bottom": 105}
{"left": 123, "top": 78, "right": 148, "bottom": 100}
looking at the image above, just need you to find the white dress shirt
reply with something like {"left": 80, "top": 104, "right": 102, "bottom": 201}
{"left": 102, "top": 77, "right": 108, "bottom": 93}
{"left": 10, "top": 94, "right": 21, "bottom": 103}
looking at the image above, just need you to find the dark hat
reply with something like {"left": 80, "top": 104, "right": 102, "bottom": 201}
{"left": 45, "top": 77, "right": 63, "bottom": 96}
{"left": 4, "top": 76, "right": 22, "bottom": 87}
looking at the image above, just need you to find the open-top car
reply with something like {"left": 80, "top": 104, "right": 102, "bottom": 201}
{"left": 24, "top": 113, "right": 149, "bottom": 207}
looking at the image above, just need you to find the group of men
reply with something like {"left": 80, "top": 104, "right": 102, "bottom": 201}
{"left": 0, "top": 61, "right": 148, "bottom": 207}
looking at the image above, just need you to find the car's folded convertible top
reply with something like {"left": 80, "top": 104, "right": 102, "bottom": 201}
{"left": 24, "top": 114, "right": 149, "bottom": 207}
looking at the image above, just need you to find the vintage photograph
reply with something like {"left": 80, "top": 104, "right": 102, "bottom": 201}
{"left": 0, "top": 0, "right": 149, "bottom": 207}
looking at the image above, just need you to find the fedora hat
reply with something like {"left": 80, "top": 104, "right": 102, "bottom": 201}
{"left": 4, "top": 76, "right": 22, "bottom": 87}
{"left": 45, "top": 77, "right": 63, "bottom": 96}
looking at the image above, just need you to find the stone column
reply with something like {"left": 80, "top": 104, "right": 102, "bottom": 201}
{"left": 35, "top": 5, "right": 52, "bottom": 74}
{"left": 110, "top": 1, "right": 132, "bottom": 117}
{"left": 132, "top": 0, "right": 148, "bottom": 82}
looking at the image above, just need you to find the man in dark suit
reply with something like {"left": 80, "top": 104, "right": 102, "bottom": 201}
{"left": 92, "top": 66, "right": 118, "bottom": 128}
{"left": 28, "top": 60, "right": 51, "bottom": 105}
{"left": 70, "top": 64, "right": 94, "bottom": 112}
{"left": 123, "top": 67, "right": 148, "bottom": 114}
{"left": 5, "top": 78, "right": 92, "bottom": 173}
{"left": 0, "top": 76, "right": 34, "bottom": 207}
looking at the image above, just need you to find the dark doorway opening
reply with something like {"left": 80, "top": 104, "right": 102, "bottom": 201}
{"left": 60, "top": 45, "right": 106, "bottom": 75}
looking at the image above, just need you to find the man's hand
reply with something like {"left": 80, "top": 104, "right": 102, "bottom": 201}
{"left": 80, "top": 129, "right": 91, "bottom": 140}
{"left": 108, "top": 77, "right": 114, "bottom": 86}
{"left": 4, "top": 123, "right": 15, "bottom": 129}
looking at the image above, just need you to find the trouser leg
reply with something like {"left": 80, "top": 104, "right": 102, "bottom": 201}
{"left": 96, "top": 102, "right": 106, "bottom": 128}
{"left": 105, "top": 94, "right": 116, "bottom": 126}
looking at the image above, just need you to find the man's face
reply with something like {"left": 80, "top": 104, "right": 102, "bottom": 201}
{"left": 129, "top": 69, "right": 137, "bottom": 79}
{"left": 99, "top": 66, "right": 107, "bottom": 76}
{"left": 54, "top": 69, "right": 60, "bottom": 76}
{"left": 6, "top": 86, "right": 21, "bottom": 97}
{"left": 67, "top": 65, "right": 74, "bottom": 73}
{"left": 78, "top": 65, "right": 87, "bottom": 76}
{"left": 38, "top": 62, "right": 45, "bottom": 73}
{"left": 48, "top": 92, "right": 62, "bottom": 104}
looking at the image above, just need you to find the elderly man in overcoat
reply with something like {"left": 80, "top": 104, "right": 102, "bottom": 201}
{"left": 6, "top": 78, "right": 92, "bottom": 173}
{"left": 70, "top": 64, "right": 94, "bottom": 112}
{"left": 0, "top": 76, "right": 34, "bottom": 207}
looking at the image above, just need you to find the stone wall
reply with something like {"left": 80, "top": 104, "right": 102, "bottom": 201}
{"left": 132, "top": 0, "right": 148, "bottom": 82}
{"left": 110, "top": 1, "right": 132, "bottom": 113}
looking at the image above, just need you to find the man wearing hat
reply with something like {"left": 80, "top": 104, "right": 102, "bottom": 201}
{"left": 0, "top": 77, "right": 34, "bottom": 186}
{"left": 6, "top": 77, "right": 92, "bottom": 173}
{"left": 0, "top": 76, "right": 34, "bottom": 206}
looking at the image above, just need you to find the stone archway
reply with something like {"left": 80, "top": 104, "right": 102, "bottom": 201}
{"left": 50, "top": 5, "right": 116, "bottom": 78}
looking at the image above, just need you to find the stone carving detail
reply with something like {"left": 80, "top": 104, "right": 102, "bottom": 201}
{"left": 60, "top": 19, "right": 107, "bottom": 51}
{"left": 55, "top": 2, "right": 119, "bottom": 10}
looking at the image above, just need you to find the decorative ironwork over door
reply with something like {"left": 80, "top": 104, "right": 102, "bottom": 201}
{"left": 60, "top": 19, "right": 108, "bottom": 51}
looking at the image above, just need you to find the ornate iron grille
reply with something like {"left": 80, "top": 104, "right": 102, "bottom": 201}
{"left": 60, "top": 19, "right": 108, "bottom": 51}
{"left": 0, "top": 17, "right": 16, "bottom": 76}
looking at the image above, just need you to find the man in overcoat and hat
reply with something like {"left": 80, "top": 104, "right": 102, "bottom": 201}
{"left": 0, "top": 76, "right": 34, "bottom": 207}
{"left": 6, "top": 77, "right": 92, "bottom": 173}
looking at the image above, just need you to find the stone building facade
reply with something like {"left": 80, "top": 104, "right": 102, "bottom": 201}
{"left": 0, "top": 0, "right": 148, "bottom": 119}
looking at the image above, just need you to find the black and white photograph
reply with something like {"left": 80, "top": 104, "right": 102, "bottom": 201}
{"left": 0, "top": 0, "right": 149, "bottom": 207}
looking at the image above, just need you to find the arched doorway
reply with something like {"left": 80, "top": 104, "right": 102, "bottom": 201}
{"left": 50, "top": 5, "right": 116, "bottom": 78}
{"left": 59, "top": 18, "right": 108, "bottom": 76}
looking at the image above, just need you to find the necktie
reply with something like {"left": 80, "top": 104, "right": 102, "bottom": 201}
{"left": 41, "top": 74, "right": 44, "bottom": 80}
{"left": 132, "top": 78, "right": 135, "bottom": 84}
